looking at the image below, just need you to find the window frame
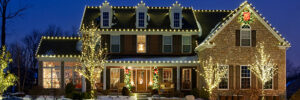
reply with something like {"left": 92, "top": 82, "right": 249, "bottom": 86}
{"left": 181, "top": 35, "right": 192, "bottom": 53}
{"left": 162, "top": 35, "right": 173, "bottom": 53}
{"left": 263, "top": 78, "right": 273, "bottom": 90}
{"left": 102, "top": 12, "right": 109, "bottom": 27}
{"left": 43, "top": 62, "right": 61, "bottom": 89}
{"left": 110, "top": 68, "right": 120, "bottom": 90}
{"left": 136, "top": 35, "right": 147, "bottom": 53}
{"left": 162, "top": 68, "right": 173, "bottom": 83}
{"left": 173, "top": 13, "right": 180, "bottom": 28}
{"left": 240, "top": 65, "right": 251, "bottom": 89}
{"left": 181, "top": 68, "right": 192, "bottom": 90}
{"left": 110, "top": 35, "right": 121, "bottom": 53}
{"left": 240, "top": 25, "right": 252, "bottom": 47}
{"left": 138, "top": 12, "right": 145, "bottom": 27}
{"left": 218, "top": 65, "right": 229, "bottom": 90}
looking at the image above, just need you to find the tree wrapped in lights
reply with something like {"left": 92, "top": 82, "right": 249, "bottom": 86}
{"left": 76, "top": 24, "right": 107, "bottom": 98}
{"left": 0, "top": 46, "right": 17, "bottom": 95}
{"left": 195, "top": 57, "right": 228, "bottom": 100}
{"left": 124, "top": 67, "right": 132, "bottom": 91}
{"left": 152, "top": 66, "right": 159, "bottom": 89}
{"left": 249, "top": 42, "right": 277, "bottom": 100}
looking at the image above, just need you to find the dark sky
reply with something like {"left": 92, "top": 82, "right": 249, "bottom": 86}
{"left": 7, "top": 0, "right": 300, "bottom": 67}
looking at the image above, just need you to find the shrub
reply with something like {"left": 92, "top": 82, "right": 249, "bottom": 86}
{"left": 191, "top": 88, "right": 200, "bottom": 98}
{"left": 82, "top": 91, "right": 92, "bottom": 99}
{"left": 198, "top": 88, "right": 209, "bottom": 100}
{"left": 122, "top": 87, "right": 130, "bottom": 96}
{"left": 71, "top": 91, "right": 82, "bottom": 99}
{"left": 101, "top": 90, "right": 110, "bottom": 95}
{"left": 151, "top": 89, "right": 158, "bottom": 95}
{"left": 65, "top": 82, "right": 75, "bottom": 98}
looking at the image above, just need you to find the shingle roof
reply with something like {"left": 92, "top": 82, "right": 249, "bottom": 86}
{"left": 36, "top": 37, "right": 81, "bottom": 56}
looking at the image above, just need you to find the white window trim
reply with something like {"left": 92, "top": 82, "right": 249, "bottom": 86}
{"left": 240, "top": 65, "right": 251, "bottom": 90}
{"left": 181, "top": 35, "right": 192, "bottom": 53}
{"left": 136, "top": 35, "right": 147, "bottom": 53}
{"left": 163, "top": 68, "right": 173, "bottom": 83}
{"left": 137, "top": 12, "right": 147, "bottom": 28}
{"left": 263, "top": 76, "right": 274, "bottom": 90}
{"left": 181, "top": 68, "right": 192, "bottom": 90}
{"left": 100, "top": 1, "right": 112, "bottom": 28}
{"left": 218, "top": 65, "right": 229, "bottom": 90}
{"left": 110, "top": 68, "right": 120, "bottom": 90}
{"left": 162, "top": 35, "right": 173, "bottom": 53}
{"left": 43, "top": 66, "right": 61, "bottom": 88}
{"left": 240, "top": 25, "right": 252, "bottom": 47}
{"left": 110, "top": 35, "right": 121, "bottom": 53}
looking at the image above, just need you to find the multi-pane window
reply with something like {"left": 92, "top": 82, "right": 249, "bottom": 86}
{"left": 241, "top": 66, "right": 251, "bottom": 89}
{"left": 163, "top": 36, "right": 172, "bottom": 53}
{"left": 219, "top": 66, "right": 229, "bottom": 89}
{"left": 110, "top": 35, "right": 120, "bottom": 53}
{"left": 138, "top": 12, "right": 145, "bottom": 27}
{"left": 182, "top": 68, "right": 192, "bottom": 90}
{"left": 174, "top": 13, "right": 180, "bottom": 27}
{"left": 64, "top": 62, "right": 82, "bottom": 88}
{"left": 264, "top": 79, "right": 273, "bottom": 89}
{"left": 240, "top": 25, "right": 251, "bottom": 46}
{"left": 182, "top": 36, "right": 191, "bottom": 53}
{"left": 110, "top": 68, "right": 120, "bottom": 89}
{"left": 43, "top": 62, "right": 61, "bottom": 88}
{"left": 102, "top": 12, "right": 109, "bottom": 27}
{"left": 163, "top": 68, "right": 172, "bottom": 83}
{"left": 137, "top": 35, "right": 146, "bottom": 53}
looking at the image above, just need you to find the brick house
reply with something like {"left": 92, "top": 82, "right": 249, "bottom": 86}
{"left": 35, "top": 1, "right": 290, "bottom": 99}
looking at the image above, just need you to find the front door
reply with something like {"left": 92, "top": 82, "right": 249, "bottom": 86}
{"left": 136, "top": 70, "right": 147, "bottom": 92}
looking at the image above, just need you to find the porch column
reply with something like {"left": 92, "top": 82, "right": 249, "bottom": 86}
{"left": 177, "top": 66, "right": 180, "bottom": 91}
{"left": 82, "top": 77, "right": 86, "bottom": 92}
{"left": 103, "top": 66, "right": 106, "bottom": 90}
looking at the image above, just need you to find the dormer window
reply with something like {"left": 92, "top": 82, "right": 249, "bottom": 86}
{"left": 102, "top": 12, "right": 109, "bottom": 27}
{"left": 100, "top": 1, "right": 112, "bottom": 28}
{"left": 138, "top": 12, "right": 145, "bottom": 27}
{"left": 240, "top": 25, "right": 251, "bottom": 46}
{"left": 136, "top": 1, "right": 147, "bottom": 28}
{"left": 170, "top": 1, "right": 182, "bottom": 29}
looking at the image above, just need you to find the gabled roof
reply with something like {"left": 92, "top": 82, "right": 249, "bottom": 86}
{"left": 195, "top": 1, "right": 291, "bottom": 51}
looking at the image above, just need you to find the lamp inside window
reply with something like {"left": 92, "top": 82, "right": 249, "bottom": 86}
{"left": 137, "top": 35, "right": 146, "bottom": 53}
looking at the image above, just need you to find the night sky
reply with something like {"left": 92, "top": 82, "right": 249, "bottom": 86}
{"left": 7, "top": 0, "right": 300, "bottom": 67}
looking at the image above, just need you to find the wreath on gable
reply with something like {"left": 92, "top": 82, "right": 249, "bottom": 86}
{"left": 239, "top": 9, "right": 254, "bottom": 25}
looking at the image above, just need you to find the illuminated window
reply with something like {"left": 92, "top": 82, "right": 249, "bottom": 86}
{"left": 241, "top": 66, "right": 251, "bottom": 89}
{"left": 138, "top": 12, "right": 145, "bottom": 27}
{"left": 163, "top": 36, "right": 172, "bottom": 53}
{"left": 240, "top": 25, "right": 251, "bottom": 46}
{"left": 182, "top": 36, "right": 191, "bottom": 53}
{"left": 102, "top": 12, "right": 109, "bottom": 27}
{"left": 110, "top": 68, "right": 120, "bottom": 89}
{"left": 174, "top": 13, "right": 180, "bottom": 27}
{"left": 137, "top": 35, "right": 146, "bottom": 53}
{"left": 219, "top": 65, "right": 229, "bottom": 89}
{"left": 182, "top": 68, "right": 192, "bottom": 90}
{"left": 43, "top": 62, "right": 61, "bottom": 88}
{"left": 163, "top": 68, "right": 172, "bottom": 83}
{"left": 110, "top": 35, "right": 120, "bottom": 53}
{"left": 64, "top": 62, "right": 82, "bottom": 89}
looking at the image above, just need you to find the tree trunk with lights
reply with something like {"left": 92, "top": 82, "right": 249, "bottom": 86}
{"left": 195, "top": 57, "right": 228, "bottom": 100}
{"left": 76, "top": 24, "right": 107, "bottom": 99}
{"left": 249, "top": 42, "right": 277, "bottom": 100}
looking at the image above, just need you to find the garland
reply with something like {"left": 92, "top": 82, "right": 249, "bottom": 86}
{"left": 152, "top": 66, "right": 159, "bottom": 89}
{"left": 239, "top": 9, "right": 254, "bottom": 25}
{"left": 124, "top": 67, "right": 132, "bottom": 91}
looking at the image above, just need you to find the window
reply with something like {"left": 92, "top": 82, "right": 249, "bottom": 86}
{"left": 64, "top": 62, "right": 82, "bottom": 89}
{"left": 138, "top": 12, "right": 145, "bottom": 27}
{"left": 163, "top": 68, "right": 172, "bottom": 83}
{"left": 241, "top": 66, "right": 251, "bottom": 89}
{"left": 182, "top": 36, "right": 191, "bottom": 53}
{"left": 102, "top": 12, "right": 109, "bottom": 27}
{"left": 240, "top": 25, "right": 251, "bottom": 46}
{"left": 264, "top": 79, "right": 273, "bottom": 89}
{"left": 174, "top": 13, "right": 180, "bottom": 27}
{"left": 182, "top": 68, "right": 192, "bottom": 90}
{"left": 219, "top": 65, "right": 229, "bottom": 89}
{"left": 137, "top": 35, "right": 146, "bottom": 53}
{"left": 110, "top": 68, "right": 120, "bottom": 89}
{"left": 43, "top": 62, "right": 61, "bottom": 88}
{"left": 163, "top": 36, "right": 172, "bottom": 53}
{"left": 110, "top": 35, "right": 120, "bottom": 53}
